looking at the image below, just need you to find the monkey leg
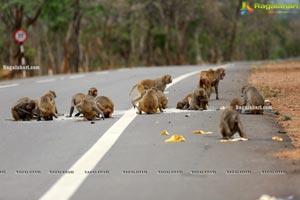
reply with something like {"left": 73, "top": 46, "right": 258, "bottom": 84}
{"left": 220, "top": 121, "right": 232, "bottom": 139}
{"left": 215, "top": 84, "right": 219, "bottom": 100}
{"left": 69, "top": 106, "right": 75, "bottom": 117}
{"left": 11, "top": 109, "right": 20, "bottom": 121}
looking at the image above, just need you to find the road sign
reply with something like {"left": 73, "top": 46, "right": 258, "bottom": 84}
{"left": 13, "top": 29, "right": 28, "bottom": 43}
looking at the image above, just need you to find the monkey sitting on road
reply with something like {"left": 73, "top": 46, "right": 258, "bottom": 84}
{"left": 69, "top": 87, "right": 98, "bottom": 117}
{"left": 76, "top": 95, "right": 105, "bottom": 120}
{"left": 176, "top": 93, "right": 192, "bottom": 110}
{"left": 132, "top": 87, "right": 162, "bottom": 114}
{"left": 11, "top": 97, "right": 37, "bottom": 121}
{"left": 155, "top": 90, "right": 168, "bottom": 110}
{"left": 241, "top": 85, "right": 265, "bottom": 114}
{"left": 37, "top": 90, "right": 58, "bottom": 121}
{"left": 96, "top": 96, "right": 114, "bottom": 118}
{"left": 188, "top": 88, "right": 209, "bottom": 110}
{"left": 220, "top": 98, "right": 246, "bottom": 140}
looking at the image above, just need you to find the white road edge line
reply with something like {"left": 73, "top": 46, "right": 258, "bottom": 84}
{"left": 36, "top": 79, "right": 56, "bottom": 83}
{"left": 39, "top": 66, "right": 229, "bottom": 200}
{"left": 96, "top": 71, "right": 109, "bottom": 75}
{"left": 0, "top": 83, "right": 19, "bottom": 89}
{"left": 69, "top": 75, "right": 85, "bottom": 79}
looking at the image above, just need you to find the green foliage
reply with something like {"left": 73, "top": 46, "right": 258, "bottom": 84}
{"left": 283, "top": 115, "right": 292, "bottom": 121}
{"left": 40, "top": 0, "right": 72, "bottom": 32}
{"left": 1, "top": 0, "right": 300, "bottom": 73}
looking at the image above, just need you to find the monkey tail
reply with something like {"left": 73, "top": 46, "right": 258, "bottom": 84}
{"left": 129, "top": 84, "right": 137, "bottom": 96}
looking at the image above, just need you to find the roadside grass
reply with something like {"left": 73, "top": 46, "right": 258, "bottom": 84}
{"left": 249, "top": 61, "right": 300, "bottom": 160}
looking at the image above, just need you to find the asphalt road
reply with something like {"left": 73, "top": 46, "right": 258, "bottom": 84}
{"left": 0, "top": 63, "right": 299, "bottom": 200}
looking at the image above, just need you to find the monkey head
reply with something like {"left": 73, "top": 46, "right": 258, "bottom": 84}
{"left": 197, "top": 88, "right": 206, "bottom": 99}
{"left": 176, "top": 101, "right": 184, "bottom": 109}
{"left": 241, "top": 85, "right": 250, "bottom": 97}
{"left": 230, "top": 98, "right": 243, "bottom": 111}
{"left": 88, "top": 87, "right": 98, "bottom": 97}
{"left": 162, "top": 74, "right": 172, "bottom": 84}
{"left": 217, "top": 68, "right": 226, "bottom": 80}
{"left": 49, "top": 90, "right": 56, "bottom": 98}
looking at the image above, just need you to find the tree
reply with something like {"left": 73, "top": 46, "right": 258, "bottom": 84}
{"left": 61, "top": 0, "right": 81, "bottom": 73}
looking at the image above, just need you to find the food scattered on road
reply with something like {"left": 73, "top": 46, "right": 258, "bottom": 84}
{"left": 272, "top": 136, "right": 284, "bottom": 142}
{"left": 193, "top": 130, "right": 213, "bottom": 134}
{"left": 219, "top": 106, "right": 226, "bottom": 110}
{"left": 160, "top": 130, "right": 169, "bottom": 135}
{"left": 165, "top": 135, "right": 185, "bottom": 143}
{"left": 220, "top": 138, "right": 248, "bottom": 142}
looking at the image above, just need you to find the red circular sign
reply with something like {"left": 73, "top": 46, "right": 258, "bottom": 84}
{"left": 13, "top": 29, "right": 28, "bottom": 43}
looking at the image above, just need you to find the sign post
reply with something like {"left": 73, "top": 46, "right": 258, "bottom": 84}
{"left": 13, "top": 29, "right": 28, "bottom": 78}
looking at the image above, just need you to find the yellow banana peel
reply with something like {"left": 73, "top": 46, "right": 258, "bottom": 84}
{"left": 165, "top": 135, "right": 186, "bottom": 143}
{"left": 160, "top": 130, "right": 169, "bottom": 135}
{"left": 193, "top": 130, "right": 213, "bottom": 134}
{"left": 272, "top": 136, "right": 283, "bottom": 142}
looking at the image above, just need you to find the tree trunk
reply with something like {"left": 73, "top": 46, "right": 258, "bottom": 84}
{"left": 225, "top": 0, "right": 243, "bottom": 61}
{"left": 61, "top": 0, "right": 81, "bottom": 73}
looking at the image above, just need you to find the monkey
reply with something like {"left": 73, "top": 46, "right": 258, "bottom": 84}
{"left": 176, "top": 93, "right": 192, "bottom": 109}
{"left": 129, "top": 74, "right": 172, "bottom": 105}
{"left": 198, "top": 75, "right": 212, "bottom": 99}
{"left": 187, "top": 88, "right": 209, "bottom": 110}
{"left": 241, "top": 85, "right": 265, "bottom": 114}
{"left": 131, "top": 88, "right": 167, "bottom": 111}
{"left": 199, "top": 68, "right": 225, "bottom": 100}
{"left": 76, "top": 95, "right": 105, "bottom": 120}
{"left": 133, "top": 87, "right": 162, "bottom": 114}
{"left": 37, "top": 90, "right": 58, "bottom": 121}
{"left": 69, "top": 87, "right": 98, "bottom": 117}
{"left": 230, "top": 98, "right": 243, "bottom": 113}
{"left": 11, "top": 97, "right": 37, "bottom": 121}
{"left": 96, "top": 96, "right": 114, "bottom": 118}
{"left": 156, "top": 90, "right": 168, "bottom": 110}
{"left": 219, "top": 98, "right": 246, "bottom": 140}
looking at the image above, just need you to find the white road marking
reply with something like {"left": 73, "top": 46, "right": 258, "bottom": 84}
{"left": 96, "top": 71, "right": 109, "bottom": 75}
{"left": 0, "top": 83, "right": 19, "bottom": 89}
{"left": 39, "top": 66, "right": 228, "bottom": 200}
{"left": 36, "top": 79, "right": 56, "bottom": 83}
{"left": 69, "top": 75, "right": 85, "bottom": 79}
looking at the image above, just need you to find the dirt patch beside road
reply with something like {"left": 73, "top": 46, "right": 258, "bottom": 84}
{"left": 249, "top": 61, "right": 300, "bottom": 160}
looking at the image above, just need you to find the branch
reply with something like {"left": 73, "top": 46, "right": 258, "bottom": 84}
{"left": 26, "top": 6, "right": 42, "bottom": 27}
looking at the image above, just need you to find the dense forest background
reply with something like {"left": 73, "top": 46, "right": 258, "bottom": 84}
{"left": 0, "top": 0, "right": 300, "bottom": 78}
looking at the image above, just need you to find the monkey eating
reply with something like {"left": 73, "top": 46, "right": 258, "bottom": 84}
{"left": 241, "top": 85, "right": 265, "bottom": 114}
{"left": 75, "top": 95, "right": 105, "bottom": 120}
{"left": 156, "top": 90, "right": 168, "bottom": 110}
{"left": 187, "top": 88, "right": 209, "bottom": 110}
{"left": 132, "top": 87, "right": 162, "bottom": 114}
{"left": 69, "top": 87, "right": 98, "bottom": 117}
{"left": 11, "top": 97, "right": 37, "bottom": 121}
{"left": 96, "top": 96, "right": 114, "bottom": 118}
{"left": 219, "top": 98, "right": 246, "bottom": 140}
{"left": 129, "top": 74, "right": 172, "bottom": 105}
{"left": 37, "top": 90, "right": 58, "bottom": 121}
{"left": 176, "top": 93, "right": 192, "bottom": 110}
